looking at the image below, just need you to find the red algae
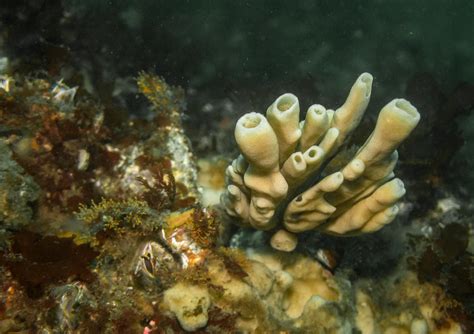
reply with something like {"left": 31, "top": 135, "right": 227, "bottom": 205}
{"left": 1, "top": 232, "right": 98, "bottom": 298}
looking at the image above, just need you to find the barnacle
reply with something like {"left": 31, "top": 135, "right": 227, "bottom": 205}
{"left": 133, "top": 241, "right": 179, "bottom": 290}
{"left": 51, "top": 282, "right": 97, "bottom": 332}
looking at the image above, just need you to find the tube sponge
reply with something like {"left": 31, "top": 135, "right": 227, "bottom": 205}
{"left": 332, "top": 73, "right": 373, "bottom": 149}
{"left": 233, "top": 112, "right": 288, "bottom": 229}
{"left": 322, "top": 178, "right": 406, "bottom": 235}
{"left": 221, "top": 73, "right": 420, "bottom": 251}
{"left": 266, "top": 93, "right": 302, "bottom": 164}
{"left": 235, "top": 112, "right": 279, "bottom": 171}
{"left": 300, "top": 104, "right": 330, "bottom": 152}
{"left": 352, "top": 99, "right": 420, "bottom": 166}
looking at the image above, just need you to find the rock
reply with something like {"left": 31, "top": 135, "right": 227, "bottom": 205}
{"left": 0, "top": 140, "right": 39, "bottom": 230}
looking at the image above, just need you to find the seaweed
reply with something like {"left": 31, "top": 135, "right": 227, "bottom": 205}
{"left": 0, "top": 76, "right": 115, "bottom": 214}
{"left": 111, "top": 308, "right": 145, "bottom": 334}
{"left": 414, "top": 223, "right": 473, "bottom": 298}
{"left": 215, "top": 247, "right": 249, "bottom": 280}
{"left": 409, "top": 222, "right": 474, "bottom": 331}
{"left": 0, "top": 232, "right": 98, "bottom": 298}
{"left": 137, "top": 71, "right": 185, "bottom": 127}
{"left": 189, "top": 207, "right": 219, "bottom": 249}
{"left": 135, "top": 154, "right": 177, "bottom": 211}
{"left": 75, "top": 197, "right": 159, "bottom": 235}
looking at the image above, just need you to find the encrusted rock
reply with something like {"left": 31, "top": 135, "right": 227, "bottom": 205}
{"left": 0, "top": 140, "right": 39, "bottom": 230}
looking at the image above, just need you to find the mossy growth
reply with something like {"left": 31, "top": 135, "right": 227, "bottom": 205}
{"left": 75, "top": 197, "right": 162, "bottom": 235}
{"left": 168, "top": 263, "right": 225, "bottom": 301}
{"left": 137, "top": 71, "right": 185, "bottom": 125}
{"left": 215, "top": 247, "right": 249, "bottom": 279}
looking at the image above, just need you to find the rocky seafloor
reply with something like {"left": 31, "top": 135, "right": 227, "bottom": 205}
{"left": 0, "top": 1, "right": 473, "bottom": 333}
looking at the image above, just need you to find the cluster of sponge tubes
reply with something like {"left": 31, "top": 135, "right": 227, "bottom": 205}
{"left": 221, "top": 73, "right": 420, "bottom": 252}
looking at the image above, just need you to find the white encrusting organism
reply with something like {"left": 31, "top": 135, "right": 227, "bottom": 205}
{"left": 221, "top": 73, "right": 420, "bottom": 250}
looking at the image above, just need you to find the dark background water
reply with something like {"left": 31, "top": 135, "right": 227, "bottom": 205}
{"left": 2, "top": 1, "right": 472, "bottom": 99}
{"left": 70, "top": 0, "right": 474, "bottom": 96}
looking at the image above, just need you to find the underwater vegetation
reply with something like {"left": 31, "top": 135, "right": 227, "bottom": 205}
{"left": 410, "top": 223, "right": 474, "bottom": 310}
{"left": 1, "top": 231, "right": 98, "bottom": 298}
{"left": 76, "top": 197, "right": 157, "bottom": 236}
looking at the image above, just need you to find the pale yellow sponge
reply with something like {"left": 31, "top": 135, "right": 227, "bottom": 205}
{"left": 221, "top": 73, "right": 420, "bottom": 250}
{"left": 162, "top": 283, "right": 211, "bottom": 331}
